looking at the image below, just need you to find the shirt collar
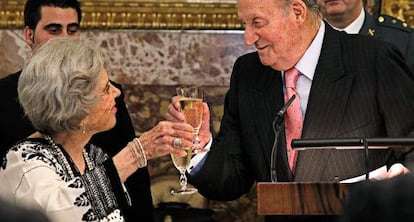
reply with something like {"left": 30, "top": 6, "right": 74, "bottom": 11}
{"left": 294, "top": 21, "right": 325, "bottom": 81}
{"left": 331, "top": 7, "right": 365, "bottom": 34}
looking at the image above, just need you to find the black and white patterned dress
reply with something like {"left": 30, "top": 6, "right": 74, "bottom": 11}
{"left": 0, "top": 138, "right": 130, "bottom": 222}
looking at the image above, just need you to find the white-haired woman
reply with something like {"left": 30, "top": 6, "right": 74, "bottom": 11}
{"left": 0, "top": 38, "right": 193, "bottom": 222}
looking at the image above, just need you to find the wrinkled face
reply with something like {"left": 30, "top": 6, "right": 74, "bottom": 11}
{"left": 317, "top": 0, "right": 362, "bottom": 21}
{"left": 84, "top": 69, "right": 121, "bottom": 134}
{"left": 238, "top": 0, "right": 302, "bottom": 70}
{"left": 25, "top": 6, "right": 80, "bottom": 49}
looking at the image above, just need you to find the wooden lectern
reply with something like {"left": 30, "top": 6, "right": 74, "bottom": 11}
{"left": 259, "top": 137, "right": 414, "bottom": 220}
{"left": 257, "top": 182, "right": 351, "bottom": 219}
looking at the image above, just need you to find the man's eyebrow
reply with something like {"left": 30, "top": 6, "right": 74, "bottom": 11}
{"left": 67, "top": 23, "right": 80, "bottom": 28}
{"left": 103, "top": 81, "right": 110, "bottom": 92}
{"left": 43, "top": 23, "right": 80, "bottom": 29}
{"left": 43, "top": 23, "right": 63, "bottom": 29}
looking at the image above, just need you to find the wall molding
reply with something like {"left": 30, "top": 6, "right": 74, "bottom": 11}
{"left": 0, "top": 0, "right": 243, "bottom": 30}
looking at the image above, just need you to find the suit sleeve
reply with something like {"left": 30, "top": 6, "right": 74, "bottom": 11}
{"left": 189, "top": 56, "right": 255, "bottom": 201}
{"left": 376, "top": 42, "right": 414, "bottom": 169}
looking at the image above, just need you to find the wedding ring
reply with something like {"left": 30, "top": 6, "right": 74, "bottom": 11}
{"left": 173, "top": 138, "right": 182, "bottom": 148}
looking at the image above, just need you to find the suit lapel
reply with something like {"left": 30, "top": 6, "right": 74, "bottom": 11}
{"left": 295, "top": 25, "right": 355, "bottom": 180}
{"left": 302, "top": 25, "right": 354, "bottom": 139}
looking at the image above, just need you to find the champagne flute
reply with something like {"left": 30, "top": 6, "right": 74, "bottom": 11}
{"left": 170, "top": 146, "right": 197, "bottom": 195}
{"left": 176, "top": 86, "right": 204, "bottom": 154}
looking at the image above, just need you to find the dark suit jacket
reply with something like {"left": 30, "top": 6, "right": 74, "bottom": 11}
{"left": 189, "top": 23, "right": 414, "bottom": 201}
{"left": 339, "top": 173, "right": 414, "bottom": 222}
{"left": 0, "top": 71, "right": 154, "bottom": 221}
{"left": 360, "top": 12, "right": 414, "bottom": 71}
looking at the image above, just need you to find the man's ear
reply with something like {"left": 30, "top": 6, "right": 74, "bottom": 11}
{"left": 292, "top": 0, "right": 306, "bottom": 21}
{"left": 24, "top": 27, "right": 34, "bottom": 48}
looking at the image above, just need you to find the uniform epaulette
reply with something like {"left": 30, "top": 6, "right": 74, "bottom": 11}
{"left": 376, "top": 14, "right": 412, "bottom": 32}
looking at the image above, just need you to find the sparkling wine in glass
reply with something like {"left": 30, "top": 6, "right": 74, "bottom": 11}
{"left": 170, "top": 147, "right": 197, "bottom": 195}
{"left": 176, "top": 86, "right": 204, "bottom": 153}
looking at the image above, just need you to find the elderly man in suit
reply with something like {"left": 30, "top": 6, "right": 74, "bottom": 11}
{"left": 166, "top": 0, "right": 414, "bottom": 219}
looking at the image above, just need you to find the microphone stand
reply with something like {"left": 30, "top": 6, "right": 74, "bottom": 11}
{"left": 362, "top": 138, "right": 370, "bottom": 180}
{"left": 270, "top": 95, "right": 296, "bottom": 182}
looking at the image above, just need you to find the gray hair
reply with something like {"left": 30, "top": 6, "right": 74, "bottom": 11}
{"left": 301, "top": 0, "right": 320, "bottom": 14}
{"left": 278, "top": 0, "right": 321, "bottom": 29}
{"left": 18, "top": 38, "right": 105, "bottom": 134}
{"left": 280, "top": 0, "right": 321, "bottom": 18}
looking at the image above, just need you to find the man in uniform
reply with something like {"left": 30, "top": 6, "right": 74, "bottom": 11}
{"left": 317, "top": 0, "right": 414, "bottom": 71}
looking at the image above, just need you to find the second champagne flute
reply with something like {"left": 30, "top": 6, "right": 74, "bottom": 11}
{"left": 170, "top": 146, "right": 197, "bottom": 195}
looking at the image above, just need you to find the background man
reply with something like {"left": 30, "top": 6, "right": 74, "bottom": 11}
{"left": 317, "top": 0, "right": 414, "bottom": 71}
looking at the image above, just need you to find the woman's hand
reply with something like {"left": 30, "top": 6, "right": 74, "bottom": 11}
{"left": 138, "top": 120, "right": 194, "bottom": 159}
{"left": 114, "top": 120, "right": 193, "bottom": 182}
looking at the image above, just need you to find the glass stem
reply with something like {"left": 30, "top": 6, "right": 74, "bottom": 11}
{"left": 179, "top": 172, "right": 188, "bottom": 190}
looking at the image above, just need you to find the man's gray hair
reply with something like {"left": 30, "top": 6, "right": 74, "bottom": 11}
{"left": 280, "top": 0, "right": 321, "bottom": 17}
{"left": 302, "top": 0, "right": 320, "bottom": 11}
{"left": 18, "top": 38, "right": 105, "bottom": 134}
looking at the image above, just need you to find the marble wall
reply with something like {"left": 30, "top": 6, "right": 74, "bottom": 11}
{"left": 0, "top": 29, "right": 261, "bottom": 221}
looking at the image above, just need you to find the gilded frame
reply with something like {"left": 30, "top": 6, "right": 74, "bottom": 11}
{"left": 0, "top": 0, "right": 242, "bottom": 30}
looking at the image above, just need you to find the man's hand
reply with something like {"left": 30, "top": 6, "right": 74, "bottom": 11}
{"left": 387, "top": 163, "right": 410, "bottom": 178}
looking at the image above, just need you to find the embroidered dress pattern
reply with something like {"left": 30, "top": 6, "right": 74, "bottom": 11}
{"left": 0, "top": 139, "right": 124, "bottom": 222}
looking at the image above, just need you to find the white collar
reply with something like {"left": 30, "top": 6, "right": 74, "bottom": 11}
{"left": 294, "top": 21, "right": 325, "bottom": 80}
{"left": 332, "top": 7, "right": 365, "bottom": 34}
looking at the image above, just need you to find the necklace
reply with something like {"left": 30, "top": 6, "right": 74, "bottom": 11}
{"left": 44, "top": 134, "right": 93, "bottom": 179}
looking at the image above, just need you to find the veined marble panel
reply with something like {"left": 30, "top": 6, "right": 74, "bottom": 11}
{"left": 0, "top": 30, "right": 253, "bottom": 86}
{"left": 0, "top": 30, "right": 31, "bottom": 78}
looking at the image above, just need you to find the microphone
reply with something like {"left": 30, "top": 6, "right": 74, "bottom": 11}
{"left": 273, "top": 94, "right": 296, "bottom": 126}
{"left": 270, "top": 94, "right": 296, "bottom": 182}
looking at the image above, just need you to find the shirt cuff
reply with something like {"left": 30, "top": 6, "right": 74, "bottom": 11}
{"left": 187, "top": 134, "right": 212, "bottom": 174}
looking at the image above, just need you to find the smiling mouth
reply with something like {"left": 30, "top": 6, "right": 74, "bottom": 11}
{"left": 256, "top": 44, "right": 269, "bottom": 50}
{"left": 325, "top": 0, "right": 340, "bottom": 4}
{"left": 109, "top": 104, "right": 117, "bottom": 113}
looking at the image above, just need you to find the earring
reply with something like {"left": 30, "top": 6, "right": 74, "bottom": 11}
{"left": 82, "top": 121, "right": 86, "bottom": 134}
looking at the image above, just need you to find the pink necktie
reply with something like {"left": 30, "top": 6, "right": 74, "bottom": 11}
{"left": 284, "top": 67, "right": 302, "bottom": 171}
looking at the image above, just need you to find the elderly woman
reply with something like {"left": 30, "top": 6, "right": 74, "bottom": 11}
{"left": 0, "top": 38, "right": 193, "bottom": 222}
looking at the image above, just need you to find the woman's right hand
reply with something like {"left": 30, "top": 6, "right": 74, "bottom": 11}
{"left": 114, "top": 120, "right": 196, "bottom": 182}
{"left": 138, "top": 120, "right": 194, "bottom": 159}
{"left": 165, "top": 96, "right": 212, "bottom": 150}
